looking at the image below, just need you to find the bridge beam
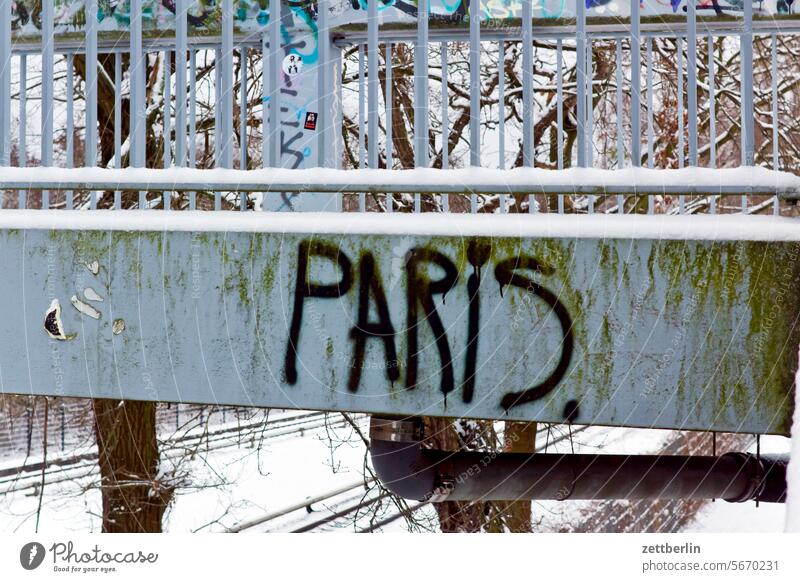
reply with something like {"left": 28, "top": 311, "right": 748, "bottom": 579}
{"left": 0, "top": 211, "right": 797, "bottom": 435}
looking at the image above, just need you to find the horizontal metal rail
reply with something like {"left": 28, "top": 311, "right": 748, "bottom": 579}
{"left": 9, "top": 31, "right": 268, "bottom": 55}
{"left": 0, "top": 167, "right": 798, "bottom": 197}
{"left": 10, "top": 16, "right": 800, "bottom": 53}
{"left": 334, "top": 16, "right": 800, "bottom": 45}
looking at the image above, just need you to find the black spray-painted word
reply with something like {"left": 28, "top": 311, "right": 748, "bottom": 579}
{"left": 284, "top": 239, "right": 574, "bottom": 410}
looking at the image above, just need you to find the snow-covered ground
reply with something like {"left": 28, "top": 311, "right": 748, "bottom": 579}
{"left": 0, "top": 413, "right": 791, "bottom": 533}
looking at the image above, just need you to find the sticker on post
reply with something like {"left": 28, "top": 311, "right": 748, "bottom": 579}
{"left": 304, "top": 112, "right": 318, "bottom": 131}
{"left": 282, "top": 54, "right": 303, "bottom": 76}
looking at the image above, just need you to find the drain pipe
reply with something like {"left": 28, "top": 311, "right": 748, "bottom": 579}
{"left": 369, "top": 416, "right": 787, "bottom": 503}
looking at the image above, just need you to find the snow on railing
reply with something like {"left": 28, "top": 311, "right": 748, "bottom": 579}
{"left": 0, "top": 166, "right": 798, "bottom": 197}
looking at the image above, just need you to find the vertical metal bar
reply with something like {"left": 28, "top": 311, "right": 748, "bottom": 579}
{"left": 414, "top": 0, "right": 429, "bottom": 169}
{"left": 239, "top": 47, "right": 248, "bottom": 210}
{"left": 556, "top": 38, "right": 563, "bottom": 170}
{"left": 175, "top": 0, "right": 188, "bottom": 169}
{"left": 498, "top": 40, "right": 506, "bottom": 213}
{"left": 646, "top": 36, "right": 654, "bottom": 213}
{"left": 772, "top": 34, "right": 779, "bottom": 214}
{"left": 114, "top": 53, "right": 122, "bottom": 208}
{"left": 18, "top": 55, "right": 27, "bottom": 208}
{"left": 41, "top": 0, "right": 54, "bottom": 208}
{"left": 646, "top": 38, "right": 653, "bottom": 169}
{"left": 163, "top": 50, "right": 172, "bottom": 170}
{"left": 442, "top": 42, "right": 449, "bottom": 170}
{"left": 742, "top": 0, "right": 754, "bottom": 166}
{"left": 576, "top": 0, "right": 586, "bottom": 168}
{"left": 615, "top": 40, "right": 623, "bottom": 170}
{"left": 771, "top": 33, "right": 779, "bottom": 172}
{"left": 268, "top": 0, "right": 280, "bottom": 167}
{"left": 708, "top": 34, "right": 716, "bottom": 171}
{"left": 66, "top": 54, "right": 74, "bottom": 209}
{"left": 496, "top": 39, "right": 505, "bottom": 172}
{"left": 41, "top": 3, "right": 54, "bottom": 166}
{"left": 687, "top": 1, "right": 697, "bottom": 166}
{"left": 708, "top": 40, "right": 716, "bottom": 215}
{"left": 189, "top": 50, "right": 197, "bottom": 169}
{"left": 386, "top": 42, "right": 394, "bottom": 212}
{"left": 677, "top": 36, "right": 685, "bottom": 213}
{"left": 130, "top": 0, "right": 145, "bottom": 169}
{"left": 469, "top": 0, "right": 480, "bottom": 212}
{"left": 441, "top": 41, "right": 449, "bottom": 212}
{"left": 66, "top": 56, "right": 74, "bottom": 167}
{"left": 221, "top": 0, "right": 234, "bottom": 170}
{"left": 557, "top": 38, "right": 564, "bottom": 214}
{"left": 86, "top": 0, "right": 98, "bottom": 169}
{"left": 521, "top": 1, "right": 534, "bottom": 167}
{"left": 214, "top": 49, "right": 222, "bottom": 209}
{"left": 0, "top": 0, "right": 9, "bottom": 167}
{"left": 584, "top": 32, "right": 595, "bottom": 213}
{"left": 677, "top": 37, "right": 684, "bottom": 170}
{"left": 318, "top": 0, "right": 329, "bottom": 170}
{"left": 586, "top": 33, "right": 593, "bottom": 169}
{"left": 358, "top": 44, "right": 366, "bottom": 212}
{"left": 630, "top": 0, "right": 641, "bottom": 167}
{"left": 240, "top": 48, "right": 248, "bottom": 172}
{"left": 469, "top": 0, "right": 481, "bottom": 171}
{"left": 368, "top": 0, "right": 378, "bottom": 169}
{"left": 262, "top": 34, "right": 268, "bottom": 170}
{"left": 386, "top": 43, "right": 394, "bottom": 169}
{"left": 163, "top": 50, "right": 172, "bottom": 210}
{"left": 189, "top": 49, "right": 197, "bottom": 210}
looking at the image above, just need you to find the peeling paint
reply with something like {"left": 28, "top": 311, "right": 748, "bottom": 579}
{"left": 70, "top": 295, "right": 101, "bottom": 320}
{"left": 85, "top": 260, "right": 100, "bottom": 276}
{"left": 43, "top": 299, "right": 75, "bottom": 340}
{"left": 83, "top": 287, "right": 104, "bottom": 302}
{"left": 112, "top": 319, "right": 126, "bottom": 335}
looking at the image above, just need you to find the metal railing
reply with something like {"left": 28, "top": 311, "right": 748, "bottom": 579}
{"left": 0, "top": 1, "right": 796, "bottom": 215}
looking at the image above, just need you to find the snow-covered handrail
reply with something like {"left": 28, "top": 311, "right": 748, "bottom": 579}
{"left": 0, "top": 166, "right": 798, "bottom": 198}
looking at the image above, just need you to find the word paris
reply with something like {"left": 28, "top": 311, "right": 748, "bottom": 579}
{"left": 0, "top": 215, "right": 797, "bottom": 435}
{"left": 284, "top": 238, "right": 573, "bottom": 412}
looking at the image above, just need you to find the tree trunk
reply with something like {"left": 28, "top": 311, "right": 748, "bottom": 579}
{"left": 93, "top": 399, "right": 172, "bottom": 533}
{"left": 494, "top": 421, "right": 537, "bottom": 532}
{"left": 424, "top": 417, "right": 489, "bottom": 533}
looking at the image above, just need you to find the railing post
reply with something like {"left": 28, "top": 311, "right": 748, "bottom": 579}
{"left": 130, "top": 0, "right": 145, "bottom": 169}
{"left": 414, "top": 0, "right": 429, "bottom": 168}
{"left": 318, "top": 0, "right": 330, "bottom": 169}
{"left": 522, "top": 0, "right": 532, "bottom": 167}
{"left": 629, "top": 0, "right": 641, "bottom": 167}
{"left": 741, "top": 0, "right": 754, "bottom": 166}
{"left": 367, "top": 0, "right": 378, "bottom": 169}
{"left": 576, "top": 0, "right": 586, "bottom": 168}
{"left": 220, "top": 0, "right": 234, "bottom": 170}
{"left": 469, "top": 0, "right": 481, "bottom": 169}
{"left": 175, "top": 0, "right": 188, "bottom": 169}
{"left": 41, "top": 0, "right": 54, "bottom": 208}
{"left": 268, "top": 0, "right": 281, "bottom": 168}
{"left": 687, "top": 0, "right": 697, "bottom": 166}
{"left": 86, "top": 0, "right": 98, "bottom": 168}
{"left": 0, "top": 0, "right": 11, "bottom": 167}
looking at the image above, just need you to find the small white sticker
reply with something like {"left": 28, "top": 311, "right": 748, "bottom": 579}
{"left": 282, "top": 54, "right": 303, "bottom": 77}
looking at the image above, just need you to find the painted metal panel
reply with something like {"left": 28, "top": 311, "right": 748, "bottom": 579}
{"left": 0, "top": 214, "right": 797, "bottom": 435}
